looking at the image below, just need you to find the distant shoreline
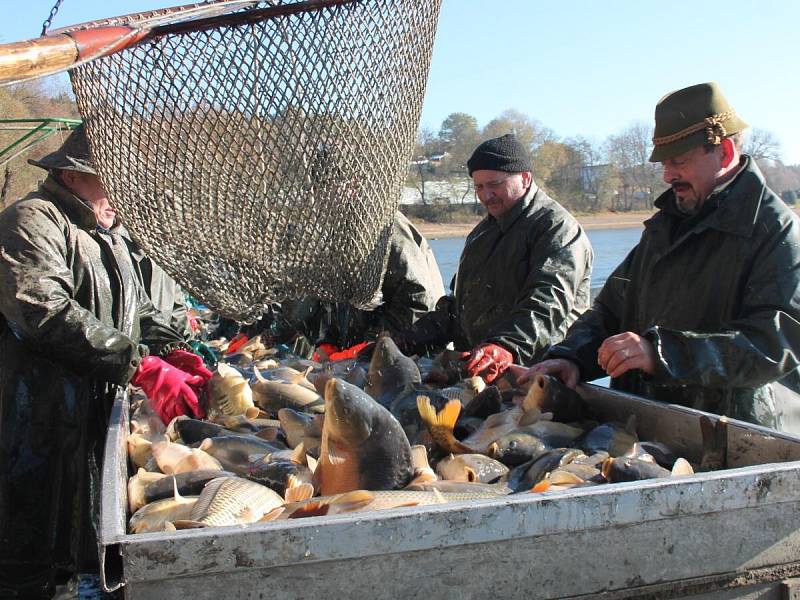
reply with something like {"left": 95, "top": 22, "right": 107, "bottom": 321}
{"left": 413, "top": 206, "right": 800, "bottom": 239}
{"left": 413, "top": 211, "right": 653, "bottom": 239}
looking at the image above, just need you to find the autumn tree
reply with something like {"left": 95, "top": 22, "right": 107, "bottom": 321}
{"left": 0, "top": 77, "right": 78, "bottom": 207}
{"left": 482, "top": 109, "right": 554, "bottom": 155}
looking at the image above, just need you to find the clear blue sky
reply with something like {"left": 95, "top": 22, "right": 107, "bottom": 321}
{"left": 5, "top": 0, "right": 799, "bottom": 164}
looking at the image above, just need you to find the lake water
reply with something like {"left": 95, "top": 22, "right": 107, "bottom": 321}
{"left": 429, "top": 226, "right": 643, "bottom": 292}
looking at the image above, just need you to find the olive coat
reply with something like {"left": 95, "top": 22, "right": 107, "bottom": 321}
{"left": 0, "top": 177, "right": 184, "bottom": 595}
{"left": 548, "top": 157, "right": 800, "bottom": 431}
{"left": 411, "top": 183, "right": 593, "bottom": 364}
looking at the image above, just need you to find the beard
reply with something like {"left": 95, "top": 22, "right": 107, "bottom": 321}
{"left": 672, "top": 183, "right": 700, "bottom": 215}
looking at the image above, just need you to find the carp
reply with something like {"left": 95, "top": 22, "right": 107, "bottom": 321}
{"left": 435, "top": 453, "right": 509, "bottom": 483}
{"left": 523, "top": 373, "right": 586, "bottom": 422}
{"left": 315, "top": 378, "right": 414, "bottom": 495}
{"left": 175, "top": 476, "right": 285, "bottom": 528}
{"left": 207, "top": 362, "right": 256, "bottom": 417}
{"left": 364, "top": 334, "right": 421, "bottom": 405}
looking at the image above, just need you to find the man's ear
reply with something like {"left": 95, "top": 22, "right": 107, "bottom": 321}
{"left": 521, "top": 171, "right": 533, "bottom": 187}
{"left": 719, "top": 137, "right": 736, "bottom": 169}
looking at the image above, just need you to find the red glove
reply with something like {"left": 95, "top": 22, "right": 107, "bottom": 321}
{"left": 463, "top": 343, "right": 514, "bottom": 383}
{"left": 162, "top": 349, "right": 213, "bottom": 393}
{"left": 313, "top": 342, "right": 340, "bottom": 362}
{"left": 131, "top": 356, "right": 206, "bottom": 424}
{"left": 327, "top": 341, "right": 371, "bottom": 361}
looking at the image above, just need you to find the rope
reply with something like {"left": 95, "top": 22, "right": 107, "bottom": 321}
{"left": 652, "top": 110, "right": 736, "bottom": 147}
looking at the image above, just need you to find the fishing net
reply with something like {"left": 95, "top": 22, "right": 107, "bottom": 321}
{"left": 68, "top": 0, "right": 441, "bottom": 321}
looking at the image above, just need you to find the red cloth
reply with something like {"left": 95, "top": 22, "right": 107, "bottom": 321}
{"left": 225, "top": 333, "right": 249, "bottom": 354}
{"left": 327, "top": 341, "right": 371, "bottom": 361}
{"left": 312, "top": 342, "right": 340, "bottom": 362}
{"left": 131, "top": 356, "right": 206, "bottom": 424}
{"left": 463, "top": 343, "right": 514, "bottom": 383}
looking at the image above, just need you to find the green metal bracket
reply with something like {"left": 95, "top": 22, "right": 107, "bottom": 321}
{"left": 0, "top": 117, "right": 82, "bottom": 168}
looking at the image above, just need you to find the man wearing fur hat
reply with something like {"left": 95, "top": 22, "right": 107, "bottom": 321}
{"left": 523, "top": 82, "right": 800, "bottom": 432}
{"left": 404, "top": 133, "right": 593, "bottom": 383}
{"left": 0, "top": 125, "right": 209, "bottom": 598}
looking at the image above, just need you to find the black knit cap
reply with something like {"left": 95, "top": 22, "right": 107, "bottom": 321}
{"left": 467, "top": 133, "right": 532, "bottom": 176}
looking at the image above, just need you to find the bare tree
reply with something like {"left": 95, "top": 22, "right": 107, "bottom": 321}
{"left": 744, "top": 128, "right": 782, "bottom": 162}
{"left": 606, "top": 122, "right": 664, "bottom": 210}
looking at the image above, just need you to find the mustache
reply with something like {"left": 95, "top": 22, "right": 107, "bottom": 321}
{"left": 671, "top": 181, "right": 690, "bottom": 190}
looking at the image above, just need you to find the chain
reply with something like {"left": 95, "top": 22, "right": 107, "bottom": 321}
{"left": 41, "top": 0, "right": 65, "bottom": 36}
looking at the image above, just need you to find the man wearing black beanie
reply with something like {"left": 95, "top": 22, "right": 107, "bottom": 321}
{"left": 403, "top": 133, "right": 593, "bottom": 382}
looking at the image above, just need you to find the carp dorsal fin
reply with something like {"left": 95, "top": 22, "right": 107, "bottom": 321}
{"left": 290, "top": 367, "right": 314, "bottom": 387}
{"left": 306, "top": 454, "right": 318, "bottom": 473}
{"left": 285, "top": 481, "right": 315, "bottom": 503}
{"left": 671, "top": 457, "right": 694, "bottom": 476}
{"left": 171, "top": 476, "right": 182, "bottom": 502}
{"left": 290, "top": 442, "right": 306, "bottom": 465}
{"left": 252, "top": 365, "right": 268, "bottom": 383}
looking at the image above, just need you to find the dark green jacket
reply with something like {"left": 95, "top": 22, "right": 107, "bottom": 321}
{"left": 269, "top": 211, "right": 446, "bottom": 351}
{"left": 0, "top": 177, "right": 184, "bottom": 590}
{"left": 123, "top": 232, "right": 191, "bottom": 338}
{"left": 548, "top": 157, "right": 800, "bottom": 431}
{"left": 413, "top": 184, "right": 593, "bottom": 364}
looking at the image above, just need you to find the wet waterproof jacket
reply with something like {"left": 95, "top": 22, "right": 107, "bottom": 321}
{"left": 0, "top": 177, "right": 185, "bottom": 596}
{"left": 548, "top": 157, "right": 800, "bottom": 431}
{"left": 411, "top": 184, "right": 593, "bottom": 364}
{"left": 271, "top": 211, "right": 446, "bottom": 350}
{"left": 122, "top": 233, "right": 191, "bottom": 337}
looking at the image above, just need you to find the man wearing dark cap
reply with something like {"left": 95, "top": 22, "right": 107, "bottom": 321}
{"left": 404, "top": 133, "right": 593, "bottom": 383}
{"left": 0, "top": 125, "right": 210, "bottom": 598}
{"left": 523, "top": 82, "right": 800, "bottom": 432}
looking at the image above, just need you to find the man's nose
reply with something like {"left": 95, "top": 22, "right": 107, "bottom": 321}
{"left": 662, "top": 166, "right": 677, "bottom": 184}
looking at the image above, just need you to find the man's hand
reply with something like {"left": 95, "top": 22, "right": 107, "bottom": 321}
{"left": 163, "top": 349, "right": 213, "bottom": 390}
{"left": 597, "top": 332, "right": 656, "bottom": 378}
{"left": 515, "top": 359, "right": 580, "bottom": 389}
{"left": 463, "top": 343, "right": 513, "bottom": 383}
{"left": 131, "top": 356, "right": 207, "bottom": 425}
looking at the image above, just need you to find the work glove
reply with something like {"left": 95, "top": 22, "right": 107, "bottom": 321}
{"left": 131, "top": 356, "right": 206, "bottom": 425}
{"left": 163, "top": 349, "right": 214, "bottom": 389}
{"left": 463, "top": 343, "right": 514, "bottom": 384}
{"left": 312, "top": 342, "right": 340, "bottom": 362}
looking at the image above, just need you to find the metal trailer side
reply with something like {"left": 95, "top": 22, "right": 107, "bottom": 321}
{"left": 98, "top": 384, "right": 800, "bottom": 599}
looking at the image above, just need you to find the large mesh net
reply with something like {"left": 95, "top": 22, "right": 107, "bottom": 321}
{"left": 68, "top": 0, "right": 441, "bottom": 321}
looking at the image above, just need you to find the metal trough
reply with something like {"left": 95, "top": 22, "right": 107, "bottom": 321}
{"left": 98, "top": 384, "right": 800, "bottom": 599}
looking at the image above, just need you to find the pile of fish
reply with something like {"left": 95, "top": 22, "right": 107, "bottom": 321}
{"left": 126, "top": 334, "right": 719, "bottom": 534}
